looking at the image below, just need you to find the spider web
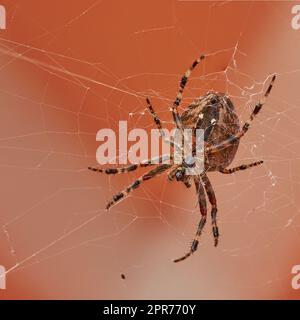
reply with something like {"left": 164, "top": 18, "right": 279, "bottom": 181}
{"left": 0, "top": 0, "right": 300, "bottom": 299}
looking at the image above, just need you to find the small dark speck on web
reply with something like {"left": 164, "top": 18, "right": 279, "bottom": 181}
{"left": 121, "top": 274, "right": 126, "bottom": 280}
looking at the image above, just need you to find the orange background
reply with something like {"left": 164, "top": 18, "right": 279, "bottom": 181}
{"left": 0, "top": 0, "right": 300, "bottom": 299}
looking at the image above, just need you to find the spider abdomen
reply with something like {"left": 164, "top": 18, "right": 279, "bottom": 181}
{"left": 181, "top": 92, "right": 240, "bottom": 171}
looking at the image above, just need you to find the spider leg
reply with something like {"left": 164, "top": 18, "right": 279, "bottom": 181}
{"left": 167, "top": 166, "right": 180, "bottom": 181}
{"left": 201, "top": 173, "right": 219, "bottom": 247}
{"left": 106, "top": 164, "right": 172, "bottom": 210}
{"left": 174, "top": 175, "right": 207, "bottom": 263}
{"left": 219, "top": 160, "right": 263, "bottom": 174}
{"left": 171, "top": 55, "right": 205, "bottom": 131}
{"left": 206, "top": 75, "right": 276, "bottom": 154}
{"left": 239, "top": 74, "right": 276, "bottom": 136}
{"left": 88, "top": 154, "right": 171, "bottom": 174}
{"left": 145, "top": 98, "right": 174, "bottom": 147}
{"left": 183, "top": 176, "right": 193, "bottom": 188}
{"left": 146, "top": 97, "right": 163, "bottom": 132}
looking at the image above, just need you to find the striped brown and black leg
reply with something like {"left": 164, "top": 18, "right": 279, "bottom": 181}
{"left": 146, "top": 97, "right": 175, "bottom": 147}
{"left": 202, "top": 173, "right": 219, "bottom": 247}
{"left": 106, "top": 164, "right": 172, "bottom": 210}
{"left": 183, "top": 176, "right": 192, "bottom": 188}
{"left": 167, "top": 165, "right": 180, "bottom": 181}
{"left": 206, "top": 75, "right": 276, "bottom": 155}
{"left": 88, "top": 163, "right": 141, "bottom": 175}
{"left": 171, "top": 55, "right": 205, "bottom": 131}
{"left": 241, "top": 75, "right": 276, "bottom": 136}
{"left": 146, "top": 97, "right": 163, "bottom": 132}
{"left": 88, "top": 155, "right": 171, "bottom": 175}
{"left": 219, "top": 160, "right": 263, "bottom": 174}
{"left": 174, "top": 176, "right": 207, "bottom": 263}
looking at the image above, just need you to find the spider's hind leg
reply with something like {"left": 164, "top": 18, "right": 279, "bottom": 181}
{"left": 206, "top": 75, "right": 276, "bottom": 155}
{"left": 145, "top": 98, "right": 174, "bottom": 147}
{"left": 171, "top": 55, "right": 205, "bottom": 130}
{"left": 145, "top": 97, "right": 163, "bottom": 132}
{"left": 241, "top": 75, "right": 276, "bottom": 136}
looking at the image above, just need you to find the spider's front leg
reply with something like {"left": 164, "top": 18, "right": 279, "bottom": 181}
{"left": 106, "top": 164, "right": 172, "bottom": 210}
{"left": 174, "top": 176, "right": 207, "bottom": 263}
{"left": 202, "top": 173, "right": 219, "bottom": 246}
{"left": 88, "top": 154, "right": 171, "bottom": 174}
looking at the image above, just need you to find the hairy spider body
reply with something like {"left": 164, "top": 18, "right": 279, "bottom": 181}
{"left": 180, "top": 92, "right": 240, "bottom": 172}
{"left": 88, "top": 54, "right": 276, "bottom": 263}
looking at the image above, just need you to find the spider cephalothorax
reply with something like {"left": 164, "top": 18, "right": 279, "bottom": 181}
{"left": 88, "top": 55, "right": 275, "bottom": 262}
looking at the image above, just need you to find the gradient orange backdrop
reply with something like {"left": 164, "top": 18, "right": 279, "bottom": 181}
{"left": 0, "top": 0, "right": 300, "bottom": 299}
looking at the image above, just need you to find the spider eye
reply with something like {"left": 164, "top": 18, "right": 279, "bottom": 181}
{"left": 210, "top": 98, "right": 217, "bottom": 104}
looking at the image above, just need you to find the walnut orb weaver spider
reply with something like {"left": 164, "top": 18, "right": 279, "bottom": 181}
{"left": 88, "top": 54, "right": 276, "bottom": 263}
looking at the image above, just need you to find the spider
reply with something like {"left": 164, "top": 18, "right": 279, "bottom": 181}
{"left": 88, "top": 54, "right": 276, "bottom": 263}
